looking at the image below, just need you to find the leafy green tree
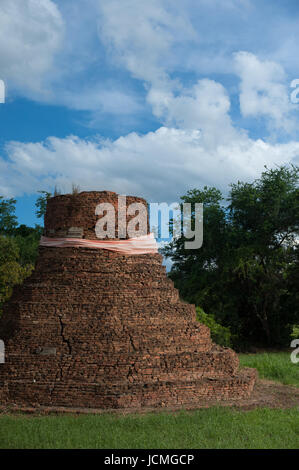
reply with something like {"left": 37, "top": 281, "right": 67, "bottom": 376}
{"left": 0, "top": 196, "right": 43, "bottom": 314}
{"left": 12, "top": 224, "right": 43, "bottom": 266}
{"left": 35, "top": 191, "right": 51, "bottom": 220}
{"left": 0, "top": 196, "right": 18, "bottom": 235}
{"left": 0, "top": 195, "right": 43, "bottom": 266}
{"left": 227, "top": 165, "right": 299, "bottom": 345}
{"left": 164, "top": 186, "right": 234, "bottom": 323}
{"left": 164, "top": 165, "right": 299, "bottom": 348}
{"left": 0, "top": 235, "right": 33, "bottom": 314}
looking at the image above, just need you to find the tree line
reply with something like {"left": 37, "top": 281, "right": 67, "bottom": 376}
{"left": 0, "top": 191, "right": 49, "bottom": 311}
{"left": 163, "top": 165, "right": 299, "bottom": 349}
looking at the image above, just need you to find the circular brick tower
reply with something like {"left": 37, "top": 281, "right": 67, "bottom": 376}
{"left": 0, "top": 191, "right": 256, "bottom": 410}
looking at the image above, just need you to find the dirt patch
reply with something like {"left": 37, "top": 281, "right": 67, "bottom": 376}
{"left": 231, "top": 378, "right": 299, "bottom": 411}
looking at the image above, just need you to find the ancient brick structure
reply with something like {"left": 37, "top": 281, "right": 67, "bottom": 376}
{"left": 0, "top": 191, "right": 256, "bottom": 410}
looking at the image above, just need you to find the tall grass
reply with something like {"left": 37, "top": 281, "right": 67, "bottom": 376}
{"left": 239, "top": 352, "right": 299, "bottom": 387}
{"left": 0, "top": 407, "right": 298, "bottom": 449}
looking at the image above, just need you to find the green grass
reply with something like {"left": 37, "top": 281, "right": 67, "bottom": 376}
{"left": 0, "top": 407, "right": 298, "bottom": 449}
{"left": 239, "top": 352, "right": 299, "bottom": 387}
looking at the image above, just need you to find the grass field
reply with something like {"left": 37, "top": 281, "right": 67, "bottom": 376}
{"left": 0, "top": 352, "right": 298, "bottom": 449}
{"left": 0, "top": 407, "right": 299, "bottom": 449}
{"left": 239, "top": 352, "right": 299, "bottom": 387}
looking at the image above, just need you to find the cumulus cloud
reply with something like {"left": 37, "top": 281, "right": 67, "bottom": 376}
{"left": 96, "top": 0, "right": 299, "bottom": 139}
{"left": 147, "top": 79, "right": 239, "bottom": 147}
{"left": 0, "top": 0, "right": 64, "bottom": 97}
{"left": 97, "top": 0, "right": 196, "bottom": 86}
{"left": 1, "top": 0, "right": 299, "bottom": 203}
{"left": 0, "top": 0, "right": 297, "bottom": 125}
{"left": 0, "top": 0, "right": 146, "bottom": 115}
{"left": 234, "top": 51, "right": 298, "bottom": 134}
{"left": 1, "top": 125, "right": 299, "bottom": 201}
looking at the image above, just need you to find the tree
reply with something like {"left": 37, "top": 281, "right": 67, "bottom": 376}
{"left": 163, "top": 165, "right": 299, "bottom": 348}
{"left": 163, "top": 186, "right": 233, "bottom": 317}
{"left": 0, "top": 196, "right": 18, "bottom": 235}
{"left": 12, "top": 224, "right": 43, "bottom": 266}
{"left": 0, "top": 235, "right": 33, "bottom": 314}
{"left": 227, "top": 165, "right": 299, "bottom": 345}
{"left": 35, "top": 191, "right": 51, "bottom": 220}
{"left": 0, "top": 196, "right": 43, "bottom": 314}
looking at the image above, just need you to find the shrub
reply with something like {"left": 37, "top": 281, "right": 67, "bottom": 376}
{"left": 291, "top": 325, "right": 299, "bottom": 341}
{"left": 196, "top": 306, "right": 232, "bottom": 347}
{"left": 0, "top": 236, "right": 33, "bottom": 316}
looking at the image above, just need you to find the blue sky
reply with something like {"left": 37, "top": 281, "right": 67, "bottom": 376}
{"left": 1, "top": 0, "right": 299, "bottom": 227}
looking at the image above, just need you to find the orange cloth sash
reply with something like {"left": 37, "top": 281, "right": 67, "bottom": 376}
{"left": 39, "top": 233, "right": 158, "bottom": 255}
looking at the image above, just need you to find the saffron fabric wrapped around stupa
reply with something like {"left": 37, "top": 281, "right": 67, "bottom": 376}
{"left": 0, "top": 191, "right": 256, "bottom": 410}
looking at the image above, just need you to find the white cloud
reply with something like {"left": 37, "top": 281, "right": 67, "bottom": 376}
{"left": 60, "top": 86, "right": 142, "bottom": 115}
{"left": 147, "top": 79, "right": 239, "bottom": 147}
{"left": 1, "top": 31, "right": 299, "bottom": 202}
{"left": 1, "top": 125, "right": 298, "bottom": 201}
{"left": 1, "top": 0, "right": 298, "bottom": 127}
{"left": 234, "top": 51, "right": 298, "bottom": 134}
{"left": 97, "top": 0, "right": 196, "bottom": 86}
{"left": 1, "top": 0, "right": 299, "bottom": 205}
{"left": 0, "top": 0, "right": 64, "bottom": 97}
{"left": 96, "top": 1, "right": 299, "bottom": 140}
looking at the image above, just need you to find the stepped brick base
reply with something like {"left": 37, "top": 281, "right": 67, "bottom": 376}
{"left": 0, "top": 192, "right": 256, "bottom": 409}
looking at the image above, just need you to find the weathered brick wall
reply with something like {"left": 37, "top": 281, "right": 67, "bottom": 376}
{"left": 0, "top": 191, "right": 256, "bottom": 409}
{"left": 44, "top": 191, "right": 149, "bottom": 239}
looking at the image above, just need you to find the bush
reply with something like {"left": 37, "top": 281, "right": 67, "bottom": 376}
{"left": 291, "top": 325, "right": 299, "bottom": 341}
{"left": 196, "top": 306, "right": 232, "bottom": 347}
{"left": 0, "top": 235, "right": 33, "bottom": 316}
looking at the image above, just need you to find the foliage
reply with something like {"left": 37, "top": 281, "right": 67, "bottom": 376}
{"left": 71, "top": 183, "right": 80, "bottom": 195}
{"left": 196, "top": 307, "right": 232, "bottom": 347}
{"left": 0, "top": 196, "right": 18, "bottom": 235}
{"left": 163, "top": 165, "right": 299, "bottom": 348}
{"left": 12, "top": 224, "right": 43, "bottom": 266}
{"left": 35, "top": 191, "right": 52, "bottom": 220}
{"left": 0, "top": 236, "right": 33, "bottom": 313}
{"left": 0, "top": 197, "right": 42, "bottom": 313}
{"left": 290, "top": 325, "right": 299, "bottom": 341}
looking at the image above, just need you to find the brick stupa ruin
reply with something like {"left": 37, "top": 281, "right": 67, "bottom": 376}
{"left": 0, "top": 191, "right": 256, "bottom": 411}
